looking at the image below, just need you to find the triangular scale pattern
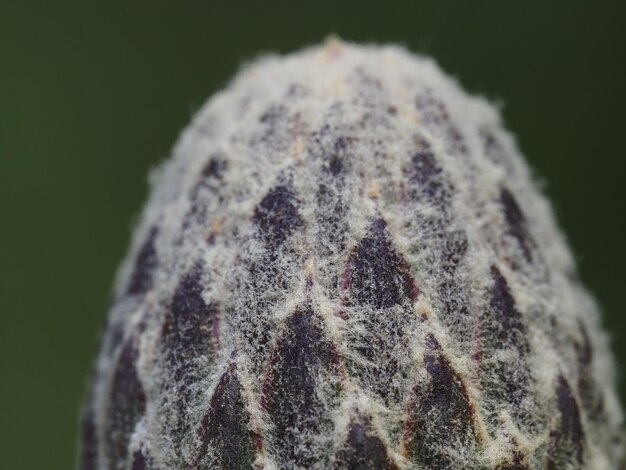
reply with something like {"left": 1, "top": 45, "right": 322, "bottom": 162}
{"left": 81, "top": 40, "right": 624, "bottom": 469}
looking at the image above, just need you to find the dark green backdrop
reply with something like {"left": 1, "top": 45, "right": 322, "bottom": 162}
{"left": 2, "top": 2, "right": 625, "bottom": 468}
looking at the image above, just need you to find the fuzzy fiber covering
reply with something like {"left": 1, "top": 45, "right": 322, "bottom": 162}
{"left": 81, "top": 39, "right": 624, "bottom": 469}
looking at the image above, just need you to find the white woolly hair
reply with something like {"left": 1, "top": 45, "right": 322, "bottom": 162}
{"left": 81, "top": 39, "right": 624, "bottom": 470}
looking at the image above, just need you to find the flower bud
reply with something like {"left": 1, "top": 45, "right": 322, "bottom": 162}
{"left": 80, "top": 39, "right": 624, "bottom": 469}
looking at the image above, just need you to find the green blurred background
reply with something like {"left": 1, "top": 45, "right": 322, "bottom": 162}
{"left": 1, "top": 2, "right": 625, "bottom": 468}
